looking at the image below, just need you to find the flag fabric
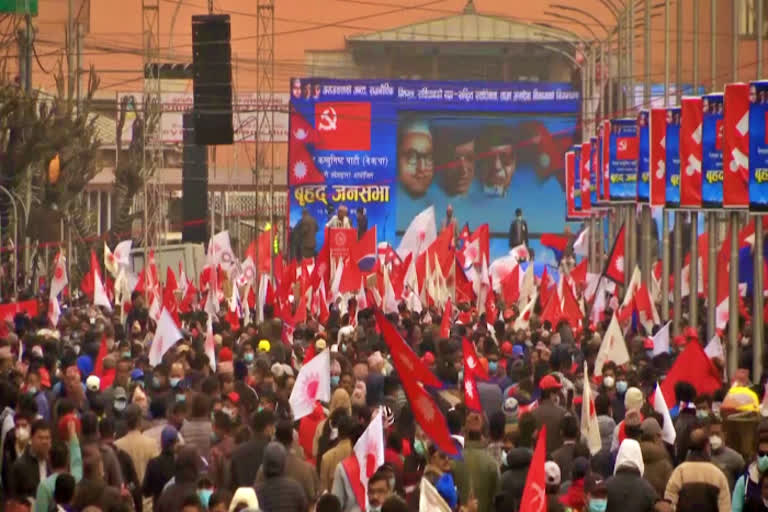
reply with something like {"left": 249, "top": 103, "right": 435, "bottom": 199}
{"left": 93, "top": 334, "right": 108, "bottom": 378}
{"left": 149, "top": 308, "right": 183, "bottom": 366}
{"left": 650, "top": 108, "right": 668, "bottom": 206}
{"left": 581, "top": 362, "right": 601, "bottom": 455}
{"left": 723, "top": 82, "right": 750, "bottom": 208}
{"left": 500, "top": 264, "right": 521, "bottom": 306}
{"left": 204, "top": 317, "right": 216, "bottom": 371}
{"left": 288, "top": 110, "right": 325, "bottom": 185}
{"left": 314, "top": 102, "right": 371, "bottom": 151}
{"left": 48, "top": 296, "right": 61, "bottom": 328}
{"left": 353, "top": 408, "right": 385, "bottom": 505}
{"left": 519, "top": 425, "right": 547, "bottom": 512}
{"left": 652, "top": 384, "right": 677, "bottom": 445}
{"left": 382, "top": 264, "right": 398, "bottom": 315}
{"left": 289, "top": 349, "right": 331, "bottom": 421}
{"left": 594, "top": 314, "right": 630, "bottom": 375}
{"left": 704, "top": 335, "right": 725, "bottom": 360}
{"left": 400, "top": 370, "right": 458, "bottom": 457}
{"left": 375, "top": 310, "right": 442, "bottom": 389}
{"left": 211, "top": 231, "right": 237, "bottom": 274}
{"left": 540, "top": 233, "right": 570, "bottom": 262}
{"left": 91, "top": 251, "right": 112, "bottom": 311}
{"left": 660, "top": 341, "right": 722, "bottom": 405}
{"left": 397, "top": 206, "right": 437, "bottom": 259}
{"left": 652, "top": 321, "right": 671, "bottom": 356}
{"left": 440, "top": 298, "right": 452, "bottom": 339}
{"left": 634, "top": 282, "right": 660, "bottom": 333}
{"left": 104, "top": 242, "right": 118, "bottom": 277}
{"left": 680, "top": 96, "right": 703, "bottom": 208}
{"left": 352, "top": 226, "right": 378, "bottom": 271}
{"left": 604, "top": 225, "right": 626, "bottom": 284}
{"left": 419, "top": 478, "right": 452, "bottom": 512}
{"left": 514, "top": 292, "right": 537, "bottom": 331}
{"left": 463, "top": 360, "right": 482, "bottom": 412}
{"left": 573, "top": 228, "right": 589, "bottom": 257}
{"left": 463, "top": 337, "right": 489, "bottom": 380}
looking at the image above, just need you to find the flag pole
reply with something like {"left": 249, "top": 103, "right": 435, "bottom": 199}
{"left": 754, "top": 0, "right": 765, "bottom": 384}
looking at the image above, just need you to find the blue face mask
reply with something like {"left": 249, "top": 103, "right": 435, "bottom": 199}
{"left": 414, "top": 439, "right": 426, "bottom": 456}
{"left": 759, "top": 455, "right": 768, "bottom": 472}
{"left": 170, "top": 377, "right": 181, "bottom": 388}
{"left": 331, "top": 375, "right": 340, "bottom": 387}
{"left": 488, "top": 361, "right": 498, "bottom": 373}
{"left": 615, "top": 380, "right": 628, "bottom": 394}
{"left": 176, "top": 393, "right": 186, "bottom": 403}
{"left": 244, "top": 353, "right": 254, "bottom": 363}
{"left": 589, "top": 499, "right": 608, "bottom": 512}
{"left": 121, "top": 351, "right": 132, "bottom": 359}
{"left": 197, "top": 489, "right": 213, "bottom": 509}
{"left": 153, "top": 376, "right": 163, "bottom": 388}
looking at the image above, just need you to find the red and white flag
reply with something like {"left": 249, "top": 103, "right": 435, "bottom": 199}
{"left": 50, "top": 251, "right": 68, "bottom": 298}
{"left": 581, "top": 362, "right": 601, "bottom": 455}
{"left": 375, "top": 310, "right": 442, "bottom": 388}
{"left": 354, "top": 408, "right": 385, "bottom": 503}
{"left": 652, "top": 384, "right": 676, "bottom": 444}
{"left": 289, "top": 349, "right": 331, "bottom": 420}
{"left": 514, "top": 291, "right": 537, "bottom": 331}
{"left": 463, "top": 360, "right": 482, "bottom": 412}
{"left": 91, "top": 251, "right": 112, "bottom": 311}
{"left": 594, "top": 314, "right": 630, "bottom": 375}
{"left": 519, "top": 425, "right": 547, "bottom": 512}
{"left": 652, "top": 321, "right": 671, "bottom": 356}
{"left": 211, "top": 231, "right": 237, "bottom": 274}
{"left": 604, "top": 225, "right": 626, "bottom": 285}
{"left": 149, "top": 308, "right": 183, "bottom": 366}
{"left": 463, "top": 337, "right": 489, "bottom": 380}
{"left": 204, "top": 317, "right": 216, "bottom": 371}
{"left": 704, "top": 335, "right": 725, "bottom": 361}
{"left": 397, "top": 205, "right": 436, "bottom": 259}
{"left": 573, "top": 227, "right": 589, "bottom": 257}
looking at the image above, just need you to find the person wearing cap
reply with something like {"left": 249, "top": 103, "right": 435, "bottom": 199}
{"left": 533, "top": 374, "right": 567, "bottom": 455}
{"left": 611, "top": 387, "right": 645, "bottom": 451}
{"left": 255, "top": 441, "right": 307, "bottom": 512}
{"left": 584, "top": 474, "right": 609, "bottom": 512}
{"left": 639, "top": 418, "right": 673, "bottom": 497}
{"left": 453, "top": 411, "right": 500, "bottom": 512}
{"left": 256, "top": 419, "right": 318, "bottom": 504}
{"left": 114, "top": 404, "right": 159, "bottom": 483}
{"left": 604, "top": 439, "right": 657, "bottom": 512}
{"left": 544, "top": 461, "right": 565, "bottom": 512}
{"left": 142, "top": 425, "right": 179, "bottom": 512}
{"left": 664, "top": 428, "right": 730, "bottom": 512}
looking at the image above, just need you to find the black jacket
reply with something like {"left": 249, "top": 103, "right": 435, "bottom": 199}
{"left": 605, "top": 467, "right": 657, "bottom": 512}
{"left": 500, "top": 447, "right": 533, "bottom": 509}
{"left": 256, "top": 442, "right": 308, "bottom": 512}
{"left": 156, "top": 447, "right": 200, "bottom": 512}
{"left": 509, "top": 218, "right": 529, "bottom": 248}
{"left": 230, "top": 435, "right": 271, "bottom": 491}
{"left": 9, "top": 449, "right": 50, "bottom": 499}
{"left": 143, "top": 451, "right": 176, "bottom": 512}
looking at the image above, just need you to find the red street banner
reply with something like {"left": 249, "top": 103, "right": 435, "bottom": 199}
{"left": 0, "top": 300, "right": 38, "bottom": 323}
{"left": 650, "top": 108, "right": 667, "bottom": 206}
{"left": 580, "top": 141, "right": 592, "bottom": 212}
{"left": 314, "top": 102, "right": 372, "bottom": 151}
{"left": 680, "top": 96, "right": 703, "bottom": 208}
{"left": 566, "top": 151, "right": 587, "bottom": 220}
{"left": 328, "top": 228, "right": 358, "bottom": 261}
{"left": 601, "top": 120, "right": 611, "bottom": 201}
{"left": 723, "top": 82, "right": 750, "bottom": 208}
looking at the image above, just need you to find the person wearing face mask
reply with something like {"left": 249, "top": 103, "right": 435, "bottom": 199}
{"left": 733, "top": 432, "right": 768, "bottom": 512}
{"left": 611, "top": 387, "right": 644, "bottom": 451}
{"left": 1, "top": 413, "right": 32, "bottom": 492}
{"left": 114, "top": 404, "right": 158, "bottom": 484}
{"left": 25, "top": 369, "right": 50, "bottom": 423}
{"left": 706, "top": 416, "right": 744, "bottom": 491}
{"left": 584, "top": 475, "right": 609, "bottom": 512}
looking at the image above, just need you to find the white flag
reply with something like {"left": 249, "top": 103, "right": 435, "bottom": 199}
{"left": 149, "top": 308, "right": 183, "bottom": 366}
{"left": 594, "top": 314, "right": 630, "bottom": 376}
{"left": 518, "top": 263, "right": 535, "bottom": 308}
{"left": 397, "top": 205, "right": 436, "bottom": 259}
{"left": 93, "top": 269, "right": 113, "bottom": 312}
{"left": 419, "top": 478, "right": 452, "bottom": 512}
{"left": 581, "top": 362, "right": 602, "bottom": 455}
{"left": 573, "top": 227, "right": 590, "bottom": 257}
{"left": 289, "top": 349, "right": 331, "bottom": 420}
{"left": 382, "top": 263, "right": 398, "bottom": 314}
{"left": 652, "top": 321, "right": 671, "bottom": 357}
{"left": 113, "top": 240, "right": 133, "bottom": 268}
{"left": 513, "top": 292, "right": 537, "bottom": 331}
{"left": 354, "top": 408, "right": 385, "bottom": 505}
{"left": 211, "top": 231, "right": 237, "bottom": 273}
{"left": 48, "top": 296, "right": 61, "bottom": 328}
{"left": 50, "top": 252, "right": 68, "bottom": 298}
{"left": 704, "top": 335, "right": 725, "bottom": 360}
{"left": 204, "top": 317, "right": 216, "bottom": 371}
{"left": 653, "top": 384, "right": 676, "bottom": 444}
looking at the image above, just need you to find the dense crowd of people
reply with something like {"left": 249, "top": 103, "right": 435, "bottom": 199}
{"left": 0, "top": 247, "right": 764, "bottom": 512}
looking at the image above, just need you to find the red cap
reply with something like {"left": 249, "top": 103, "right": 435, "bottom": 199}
{"left": 226, "top": 391, "right": 240, "bottom": 404}
{"left": 673, "top": 334, "right": 687, "bottom": 346}
{"left": 539, "top": 374, "right": 563, "bottom": 390}
{"left": 643, "top": 337, "right": 654, "bottom": 349}
{"left": 458, "top": 312, "right": 472, "bottom": 324}
{"left": 421, "top": 351, "right": 435, "bottom": 366}
{"left": 684, "top": 326, "right": 698, "bottom": 339}
{"left": 503, "top": 308, "right": 515, "bottom": 321}
{"left": 501, "top": 341, "right": 514, "bottom": 355}
{"left": 219, "top": 347, "right": 233, "bottom": 362}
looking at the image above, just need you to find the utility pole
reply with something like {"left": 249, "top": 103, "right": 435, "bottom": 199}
{"left": 661, "top": 0, "right": 670, "bottom": 323}
{"left": 754, "top": 0, "right": 765, "bottom": 383}
{"left": 17, "top": 14, "right": 32, "bottom": 295}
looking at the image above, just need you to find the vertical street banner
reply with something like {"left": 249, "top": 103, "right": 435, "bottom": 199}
{"left": 573, "top": 144, "right": 583, "bottom": 211}
{"left": 565, "top": 151, "right": 578, "bottom": 219}
{"left": 749, "top": 80, "right": 768, "bottom": 211}
{"left": 723, "top": 82, "right": 750, "bottom": 208}
{"left": 601, "top": 120, "right": 611, "bottom": 201}
{"left": 680, "top": 97, "right": 703, "bottom": 208}
{"left": 590, "top": 136, "right": 599, "bottom": 205}
{"left": 580, "top": 141, "right": 592, "bottom": 212}
{"left": 701, "top": 93, "right": 724, "bottom": 208}
{"left": 650, "top": 108, "right": 667, "bottom": 206}
{"left": 608, "top": 119, "right": 639, "bottom": 201}
{"left": 665, "top": 107, "right": 682, "bottom": 208}
{"left": 637, "top": 110, "right": 650, "bottom": 202}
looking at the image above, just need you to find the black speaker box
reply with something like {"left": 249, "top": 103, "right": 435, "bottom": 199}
{"left": 182, "top": 113, "right": 209, "bottom": 243}
{"left": 192, "top": 14, "right": 233, "bottom": 145}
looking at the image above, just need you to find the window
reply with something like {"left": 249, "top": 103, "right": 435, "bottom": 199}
{"left": 739, "top": 0, "right": 768, "bottom": 38}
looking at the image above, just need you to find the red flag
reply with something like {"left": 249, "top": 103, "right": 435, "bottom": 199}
{"left": 455, "top": 262, "right": 475, "bottom": 304}
{"left": 289, "top": 110, "right": 325, "bottom": 186}
{"left": 519, "top": 425, "right": 547, "bottom": 512}
{"left": 500, "top": 264, "right": 521, "bottom": 306}
{"left": 374, "top": 309, "right": 443, "bottom": 389}
{"left": 314, "top": 102, "right": 371, "bottom": 151}
{"left": 561, "top": 283, "right": 582, "bottom": 330}
{"left": 540, "top": 233, "right": 570, "bottom": 254}
{"left": 540, "top": 292, "right": 563, "bottom": 328}
{"left": 539, "top": 266, "right": 553, "bottom": 307}
{"left": 401, "top": 371, "right": 458, "bottom": 457}
{"left": 440, "top": 298, "right": 452, "bottom": 339}
{"left": 680, "top": 96, "right": 703, "bottom": 208}
{"left": 463, "top": 337, "right": 489, "bottom": 380}
{"left": 463, "top": 361, "right": 482, "bottom": 412}
{"left": 179, "top": 281, "right": 197, "bottom": 313}
{"left": 468, "top": 224, "right": 490, "bottom": 266}
{"left": 570, "top": 258, "right": 587, "bottom": 288}
{"left": 257, "top": 229, "right": 272, "bottom": 274}
{"left": 604, "top": 225, "right": 626, "bottom": 285}
{"left": 458, "top": 224, "right": 470, "bottom": 246}
{"left": 163, "top": 267, "right": 180, "bottom": 326}
{"left": 93, "top": 334, "right": 107, "bottom": 378}
{"left": 660, "top": 341, "right": 722, "bottom": 406}
{"left": 485, "top": 290, "right": 498, "bottom": 323}
{"left": 723, "top": 82, "right": 750, "bottom": 208}
{"left": 650, "top": 108, "right": 667, "bottom": 206}
{"left": 351, "top": 226, "right": 377, "bottom": 271}
{"left": 616, "top": 135, "right": 639, "bottom": 159}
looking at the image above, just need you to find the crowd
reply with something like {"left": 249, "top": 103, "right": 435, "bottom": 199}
{"left": 0, "top": 242, "right": 765, "bottom": 512}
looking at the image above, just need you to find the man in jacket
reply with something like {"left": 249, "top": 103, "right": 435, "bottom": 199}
{"left": 10, "top": 419, "right": 52, "bottom": 499}
{"left": 453, "top": 412, "right": 500, "bottom": 512}
{"left": 320, "top": 414, "right": 355, "bottom": 493}
{"left": 509, "top": 208, "right": 529, "bottom": 249}
{"left": 156, "top": 446, "right": 201, "bottom": 512}
{"left": 639, "top": 418, "right": 673, "bottom": 497}
{"left": 255, "top": 442, "right": 307, "bottom": 512}
{"left": 256, "top": 419, "right": 318, "bottom": 503}
{"left": 114, "top": 404, "right": 158, "bottom": 483}
{"left": 298, "top": 208, "right": 319, "bottom": 259}
{"left": 605, "top": 439, "right": 657, "bottom": 512}
{"left": 532, "top": 375, "right": 566, "bottom": 455}
{"left": 664, "top": 428, "right": 731, "bottom": 512}
{"left": 706, "top": 415, "right": 744, "bottom": 491}
{"left": 230, "top": 409, "right": 276, "bottom": 490}
{"left": 142, "top": 426, "right": 178, "bottom": 512}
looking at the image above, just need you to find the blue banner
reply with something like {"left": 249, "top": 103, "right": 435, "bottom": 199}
{"left": 637, "top": 111, "right": 650, "bottom": 202}
{"left": 573, "top": 144, "right": 582, "bottom": 210}
{"left": 749, "top": 81, "right": 768, "bottom": 211}
{"left": 665, "top": 108, "right": 681, "bottom": 208}
{"left": 702, "top": 93, "right": 724, "bottom": 207}
{"left": 608, "top": 119, "right": 639, "bottom": 201}
{"left": 590, "top": 136, "right": 599, "bottom": 204}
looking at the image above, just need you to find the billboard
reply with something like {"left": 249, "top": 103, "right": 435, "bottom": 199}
{"left": 680, "top": 97, "right": 703, "bottom": 208}
{"left": 637, "top": 110, "right": 650, "bottom": 202}
{"left": 665, "top": 107, "right": 682, "bottom": 208}
{"left": 649, "top": 108, "right": 667, "bottom": 206}
{"left": 573, "top": 144, "right": 582, "bottom": 211}
{"left": 607, "top": 119, "right": 638, "bottom": 201}
{"left": 749, "top": 80, "right": 768, "bottom": 211}
{"left": 702, "top": 93, "right": 724, "bottom": 207}
{"left": 287, "top": 78, "right": 580, "bottom": 262}
{"left": 723, "top": 83, "right": 750, "bottom": 208}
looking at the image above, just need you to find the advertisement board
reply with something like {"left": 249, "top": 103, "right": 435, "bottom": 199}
{"left": 637, "top": 110, "right": 650, "bottom": 202}
{"left": 589, "top": 136, "right": 599, "bottom": 205}
{"left": 649, "top": 108, "right": 667, "bottom": 206}
{"left": 287, "top": 78, "right": 580, "bottom": 261}
{"left": 573, "top": 144, "right": 582, "bottom": 211}
{"left": 749, "top": 80, "right": 768, "bottom": 211}
{"left": 701, "top": 93, "right": 724, "bottom": 208}
{"left": 608, "top": 119, "right": 638, "bottom": 201}
{"left": 723, "top": 83, "right": 750, "bottom": 208}
{"left": 665, "top": 108, "right": 682, "bottom": 208}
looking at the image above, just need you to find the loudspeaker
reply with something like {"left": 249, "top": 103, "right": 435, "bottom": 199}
{"left": 182, "top": 113, "right": 209, "bottom": 243}
{"left": 192, "top": 14, "right": 233, "bottom": 145}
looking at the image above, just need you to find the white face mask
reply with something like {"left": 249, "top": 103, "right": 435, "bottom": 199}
{"left": 709, "top": 435, "right": 723, "bottom": 451}
{"left": 15, "top": 426, "right": 30, "bottom": 443}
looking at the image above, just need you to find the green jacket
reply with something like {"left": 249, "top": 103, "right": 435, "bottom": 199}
{"left": 34, "top": 437, "right": 83, "bottom": 512}
{"left": 453, "top": 440, "right": 501, "bottom": 512}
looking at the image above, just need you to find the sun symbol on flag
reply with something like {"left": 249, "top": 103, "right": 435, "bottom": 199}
{"left": 417, "top": 394, "right": 435, "bottom": 423}
{"left": 464, "top": 380, "right": 474, "bottom": 399}
{"left": 294, "top": 161, "right": 308, "bottom": 180}
{"left": 466, "top": 355, "right": 476, "bottom": 369}
{"left": 294, "top": 128, "right": 308, "bottom": 140}
{"left": 365, "top": 441, "right": 378, "bottom": 478}
{"left": 304, "top": 373, "right": 320, "bottom": 401}
{"left": 54, "top": 267, "right": 63, "bottom": 280}
{"left": 615, "top": 256, "right": 624, "bottom": 273}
